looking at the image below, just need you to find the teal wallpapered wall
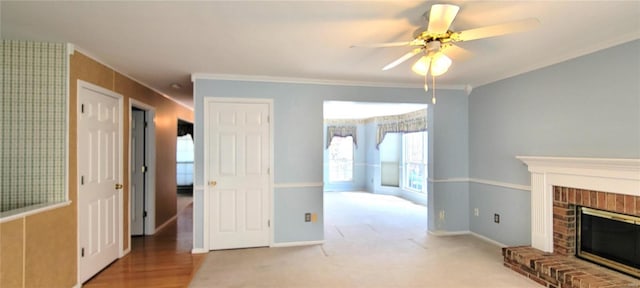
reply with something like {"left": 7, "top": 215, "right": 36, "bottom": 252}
{"left": 1, "top": 40, "right": 68, "bottom": 212}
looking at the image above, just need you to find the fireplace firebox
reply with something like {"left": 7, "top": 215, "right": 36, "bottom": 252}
{"left": 577, "top": 206, "right": 640, "bottom": 278}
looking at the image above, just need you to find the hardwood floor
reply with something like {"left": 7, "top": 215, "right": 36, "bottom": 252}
{"left": 84, "top": 203, "right": 205, "bottom": 288}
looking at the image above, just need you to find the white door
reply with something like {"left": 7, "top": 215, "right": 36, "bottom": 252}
{"left": 78, "top": 81, "right": 122, "bottom": 283}
{"left": 130, "top": 109, "right": 145, "bottom": 236}
{"left": 206, "top": 100, "right": 271, "bottom": 250}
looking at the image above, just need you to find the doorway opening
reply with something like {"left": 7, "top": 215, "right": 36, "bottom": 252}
{"left": 322, "top": 101, "right": 429, "bottom": 202}
{"left": 129, "top": 100, "right": 156, "bottom": 238}
{"left": 177, "top": 119, "right": 194, "bottom": 213}
{"left": 322, "top": 101, "right": 429, "bottom": 239}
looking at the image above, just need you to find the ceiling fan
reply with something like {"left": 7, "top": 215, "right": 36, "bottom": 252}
{"left": 352, "top": 4, "right": 539, "bottom": 103}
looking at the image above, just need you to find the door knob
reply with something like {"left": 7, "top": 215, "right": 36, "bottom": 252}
{"left": 115, "top": 183, "right": 123, "bottom": 190}
{"left": 208, "top": 181, "right": 217, "bottom": 187}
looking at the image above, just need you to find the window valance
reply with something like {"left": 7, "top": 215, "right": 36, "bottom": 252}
{"left": 326, "top": 125, "right": 358, "bottom": 148}
{"left": 325, "top": 119, "right": 363, "bottom": 149}
{"left": 376, "top": 109, "right": 427, "bottom": 149}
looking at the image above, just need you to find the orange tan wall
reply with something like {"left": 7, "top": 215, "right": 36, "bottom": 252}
{"left": 0, "top": 51, "right": 193, "bottom": 288}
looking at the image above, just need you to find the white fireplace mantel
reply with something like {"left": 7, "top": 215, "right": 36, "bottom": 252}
{"left": 516, "top": 156, "right": 640, "bottom": 252}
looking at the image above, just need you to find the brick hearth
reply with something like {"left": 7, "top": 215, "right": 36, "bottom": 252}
{"left": 503, "top": 246, "right": 639, "bottom": 288}
{"left": 503, "top": 186, "right": 640, "bottom": 288}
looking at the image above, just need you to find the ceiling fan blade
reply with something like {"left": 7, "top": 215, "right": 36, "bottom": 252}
{"left": 427, "top": 4, "right": 460, "bottom": 34}
{"left": 350, "top": 41, "right": 411, "bottom": 48}
{"left": 442, "top": 44, "right": 473, "bottom": 62}
{"left": 453, "top": 18, "right": 540, "bottom": 42}
{"left": 382, "top": 48, "right": 422, "bottom": 71}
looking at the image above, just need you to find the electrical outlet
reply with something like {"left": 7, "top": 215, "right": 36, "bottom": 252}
{"left": 494, "top": 213, "right": 500, "bottom": 223}
{"left": 474, "top": 208, "right": 479, "bottom": 216}
{"left": 439, "top": 210, "right": 445, "bottom": 220}
{"left": 305, "top": 213, "right": 311, "bottom": 222}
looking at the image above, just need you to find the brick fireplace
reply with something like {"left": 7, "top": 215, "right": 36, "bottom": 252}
{"left": 503, "top": 157, "right": 640, "bottom": 287}
{"left": 552, "top": 186, "right": 639, "bottom": 257}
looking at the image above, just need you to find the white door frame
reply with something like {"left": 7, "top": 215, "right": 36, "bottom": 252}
{"left": 202, "top": 97, "right": 274, "bottom": 250}
{"left": 129, "top": 99, "right": 157, "bottom": 238}
{"left": 76, "top": 80, "right": 124, "bottom": 284}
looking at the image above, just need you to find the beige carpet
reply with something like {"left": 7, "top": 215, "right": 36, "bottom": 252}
{"left": 190, "top": 191, "right": 538, "bottom": 288}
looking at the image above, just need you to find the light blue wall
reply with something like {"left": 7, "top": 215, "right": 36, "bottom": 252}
{"left": 193, "top": 80, "right": 462, "bottom": 247}
{"left": 468, "top": 40, "right": 640, "bottom": 246}
{"left": 430, "top": 90, "right": 470, "bottom": 232}
{"left": 364, "top": 121, "right": 378, "bottom": 193}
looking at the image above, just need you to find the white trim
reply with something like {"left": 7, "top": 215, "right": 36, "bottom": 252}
{"left": 191, "top": 248, "right": 209, "bottom": 254}
{"left": 129, "top": 99, "right": 157, "bottom": 236}
{"left": 516, "top": 156, "right": 640, "bottom": 253}
{"left": 268, "top": 101, "right": 275, "bottom": 248}
{"left": 67, "top": 43, "right": 75, "bottom": 55}
{"left": 270, "top": 240, "right": 325, "bottom": 248}
{"left": 72, "top": 46, "right": 193, "bottom": 111}
{"left": 0, "top": 201, "right": 72, "bottom": 223}
{"left": 469, "top": 232, "right": 507, "bottom": 248}
{"left": 428, "top": 177, "right": 531, "bottom": 191}
{"left": 427, "top": 230, "right": 507, "bottom": 247}
{"left": 192, "top": 73, "right": 466, "bottom": 90}
{"left": 274, "top": 182, "right": 324, "bottom": 189}
{"left": 473, "top": 34, "right": 640, "bottom": 88}
{"left": 428, "top": 177, "right": 468, "bottom": 183}
{"left": 469, "top": 178, "right": 531, "bottom": 191}
{"left": 427, "top": 230, "right": 470, "bottom": 236}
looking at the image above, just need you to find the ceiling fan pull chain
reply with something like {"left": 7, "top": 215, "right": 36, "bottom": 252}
{"left": 432, "top": 75, "right": 436, "bottom": 104}
{"left": 424, "top": 66, "right": 429, "bottom": 92}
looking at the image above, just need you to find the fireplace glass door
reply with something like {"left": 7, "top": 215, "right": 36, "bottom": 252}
{"left": 577, "top": 206, "right": 640, "bottom": 278}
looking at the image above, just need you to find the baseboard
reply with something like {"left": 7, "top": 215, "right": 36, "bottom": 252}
{"left": 270, "top": 240, "right": 325, "bottom": 247}
{"left": 427, "top": 230, "right": 471, "bottom": 236}
{"left": 427, "top": 230, "right": 509, "bottom": 248}
{"left": 191, "top": 248, "right": 209, "bottom": 254}
{"left": 469, "top": 232, "right": 508, "bottom": 248}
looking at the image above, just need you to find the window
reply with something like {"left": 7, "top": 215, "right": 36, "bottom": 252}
{"left": 176, "top": 134, "right": 194, "bottom": 186}
{"left": 403, "top": 131, "right": 428, "bottom": 192}
{"left": 328, "top": 136, "right": 354, "bottom": 182}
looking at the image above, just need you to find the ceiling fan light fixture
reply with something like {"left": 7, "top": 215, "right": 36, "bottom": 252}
{"left": 411, "top": 55, "right": 431, "bottom": 76}
{"left": 430, "top": 52, "right": 451, "bottom": 76}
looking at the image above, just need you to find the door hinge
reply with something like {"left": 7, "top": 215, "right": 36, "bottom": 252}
{"left": 268, "top": 220, "right": 270, "bottom": 227}
{"left": 80, "top": 176, "right": 84, "bottom": 185}
{"left": 143, "top": 211, "right": 147, "bottom": 218}
{"left": 144, "top": 121, "right": 148, "bottom": 128}
{"left": 267, "top": 115, "right": 270, "bottom": 123}
{"left": 81, "top": 247, "right": 85, "bottom": 257}
{"left": 81, "top": 104, "right": 84, "bottom": 114}
{"left": 141, "top": 166, "right": 147, "bottom": 173}
{"left": 267, "top": 168, "right": 270, "bottom": 175}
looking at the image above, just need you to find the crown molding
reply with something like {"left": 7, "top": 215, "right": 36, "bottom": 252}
{"left": 191, "top": 73, "right": 467, "bottom": 90}
{"left": 474, "top": 34, "right": 640, "bottom": 89}
{"left": 73, "top": 45, "right": 193, "bottom": 111}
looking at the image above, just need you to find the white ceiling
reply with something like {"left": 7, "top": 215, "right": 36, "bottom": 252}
{"left": 324, "top": 101, "right": 428, "bottom": 119}
{"left": 2, "top": 1, "right": 639, "bottom": 108}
